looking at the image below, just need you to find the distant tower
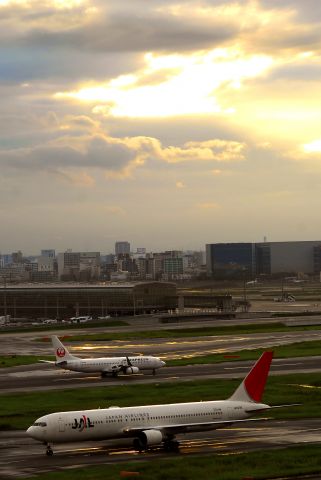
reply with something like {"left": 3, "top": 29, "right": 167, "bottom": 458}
{"left": 115, "top": 241, "right": 130, "bottom": 256}
{"left": 41, "top": 249, "right": 55, "bottom": 258}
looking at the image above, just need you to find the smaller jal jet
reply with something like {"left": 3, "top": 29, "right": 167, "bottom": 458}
{"left": 40, "top": 336, "right": 165, "bottom": 377}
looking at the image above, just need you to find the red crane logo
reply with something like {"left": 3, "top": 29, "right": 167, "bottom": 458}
{"left": 56, "top": 347, "right": 66, "bottom": 358}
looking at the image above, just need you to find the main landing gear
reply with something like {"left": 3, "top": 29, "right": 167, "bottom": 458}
{"left": 132, "top": 438, "right": 180, "bottom": 453}
{"left": 133, "top": 438, "right": 145, "bottom": 453}
{"left": 163, "top": 439, "right": 180, "bottom": 452}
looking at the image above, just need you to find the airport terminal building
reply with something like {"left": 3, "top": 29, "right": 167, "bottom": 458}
{"left": 0, "top": 282, "right": 177, "bottom": 320}
{"left": 206, "top": 240, "right": 321, "bottom": 278}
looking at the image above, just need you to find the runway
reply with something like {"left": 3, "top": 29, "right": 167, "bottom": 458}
{"left": 1, "top": 355, "right": 321, "bottom": 394}
{"left": 2, "top": 325, "right": 321, "bottom": 394}
{"left": 2, "top": 326, "right": 321, "bottom": 358}
{"left": 2, "top": 323, "right": 321, "bottom": 478}
{"left": 1, "top": 419, "right": 321, "bottom": 478}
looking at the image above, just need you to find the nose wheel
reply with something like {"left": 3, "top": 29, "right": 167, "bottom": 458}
{"left": 46, "top": 445, "right": 53, "bottom": 456}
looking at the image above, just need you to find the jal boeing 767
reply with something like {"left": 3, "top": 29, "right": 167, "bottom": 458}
{"left": 40, "top": 335, "right": 165, "bottom": 377}
{"left": 28, "top": 351, "right": 290, "bottom": 455}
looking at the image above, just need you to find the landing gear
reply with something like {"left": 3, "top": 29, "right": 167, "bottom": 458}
{"left": 163, "top": 439, "right": 180, "bottom": 452}
{"left": 152, "top": 369, "right": 156, "bottom": 376}
{"left": 46, "top": 444, "right": 53, "bottom": 456}
{"left": 133, "top": 438, "right": 145, "bottom": 453}
{"left": 111, "top": 371, "right": 118, "bottom": 378}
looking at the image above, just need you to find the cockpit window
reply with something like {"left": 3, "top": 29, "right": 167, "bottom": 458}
{"left": 33, "top": 422, "right": 47, "bottom": 427}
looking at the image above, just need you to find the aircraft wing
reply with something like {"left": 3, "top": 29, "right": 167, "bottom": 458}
{"left": 102, "top": 358, "right": 134, "bottom": 374}
{"left": 123, "top": 417, "right": 271, "bottom": 435}
{"left": 101, "top": 364, "right": 124, "bottom": 374}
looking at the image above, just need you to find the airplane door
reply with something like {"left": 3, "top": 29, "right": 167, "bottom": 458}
{"left": 58, "top": 419, "right": 65, "bottom": 432}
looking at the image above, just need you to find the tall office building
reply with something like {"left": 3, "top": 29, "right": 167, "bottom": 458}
{"left": 41, "top": 249, "right": 55, "bottom": 259}
{"left": 206, "top": 243, "right": 256, "bottom": 277}
{"left": 57, "top": 251, "right": 100, "bottom": 281}
{"left": 115, "top": 241, "right": 130, "bottom": 256}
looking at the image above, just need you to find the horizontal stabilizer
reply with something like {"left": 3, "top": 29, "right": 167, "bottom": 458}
{"left": 38, "top": 360, "right": 55, "bottom": 364}
{"left": 245, "top": 403, "right": 301, "bottom": 414}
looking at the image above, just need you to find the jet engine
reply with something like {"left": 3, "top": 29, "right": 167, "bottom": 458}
{"left": 133, "top": 429, "right": 163, "bottom": 450}
{"left": 124, "top": 366, "right": 139, "bottom": 375}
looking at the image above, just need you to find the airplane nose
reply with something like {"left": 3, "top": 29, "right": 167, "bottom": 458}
{"left": 160, "top": 360, "right": 166, "bottom": 367}
{"left": 26, "top": 426, "right": 44, "bottom": 441}
{"left": 26, "top": 426, "right": 34, "bottom": 437}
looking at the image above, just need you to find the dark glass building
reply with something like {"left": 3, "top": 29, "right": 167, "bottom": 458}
{"left": 207, "top": 240, "right": 321, "bottom": 278}
{"left": 206, "top": 243, "right": 255, "bottom": 278}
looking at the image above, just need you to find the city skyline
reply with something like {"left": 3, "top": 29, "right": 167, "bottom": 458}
{"left": 1, "top": 1, "right": 321, "bottom": 253}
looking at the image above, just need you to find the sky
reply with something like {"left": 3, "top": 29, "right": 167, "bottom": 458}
{"left": 1, "top": 0, "right": 321, "bottom": 254}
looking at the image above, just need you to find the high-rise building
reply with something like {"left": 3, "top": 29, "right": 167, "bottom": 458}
{"left": 206, "top": 243, "right": 255, "bottom": 278}
{"left": 41, "top": 249, "right": 55, "bottom": 258}
{"left": 12, "top": 251, "right": 23, "bottom": 263}
{"left": 57, "top": 251, "right": 100, "bottom": 281}
{"left": 115, "top": 241, "right": 130, "bottom": 256}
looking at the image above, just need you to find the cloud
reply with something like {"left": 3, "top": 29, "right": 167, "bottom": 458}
{"left": 0, "top": 112, "right": 248, "bottom": 191}
{"left": 0, "top": 133, "right": 137, "bottom": 176}
{"left": 157, "top": 139, "right": 246, "bottom": 164}
{"left": 59, "top": 170, "right": 95, "bottom": 186}
{"left": 1, "top": 1, "right": 238, "bottom": 54}
{"left": 3, "top": 0, "right": 321, "bottom": 253}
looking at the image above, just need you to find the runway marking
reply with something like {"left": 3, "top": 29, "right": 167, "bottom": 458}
{"left": 224, "top": 366, "right": 249, "bottom": 371}
{"left": 8, "top": 370, "right": 59, "bottom": 378}
{"left": 289, "top": 384, "right": 321, "bottom": 390}
{"left": 274, "top": 362, "right": 302, "bottom": 367}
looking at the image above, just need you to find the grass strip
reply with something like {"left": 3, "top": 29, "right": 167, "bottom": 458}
{"left": 55, "top": 322, "right": 321, "bottom": 342}
{"left": 1, "top": 372, "right": 321, "bottom": 430}
{"left": 167, "top": 339, "right": 321, "bottom": 366}
{"left": 22, "top": 444, "right": 321, "bottom": 480}
{"left": 0, "top": 319, "right": 128, "bottom": 335}
{"left": 0, "top": 355, "right": 52, "bottom": 368}
{"left": 2, "top": 337, "right": 321, "bottom": 369}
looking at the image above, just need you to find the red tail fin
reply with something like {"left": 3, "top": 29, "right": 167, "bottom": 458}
{"left": 229, "top": 351, "right": 273, "bottom": 403}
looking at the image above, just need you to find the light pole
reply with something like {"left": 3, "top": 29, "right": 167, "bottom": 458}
{"left": 3, "top": 276, "right": 7, "bottom": 318}
{"left": 243, "top": 269, "right": 247, "bottom": 302}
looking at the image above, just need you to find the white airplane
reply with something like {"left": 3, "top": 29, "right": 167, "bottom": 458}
{"left": 28, "top": 351, "right": 286, "bottom": 456}
{"left": 40, "top": 335, "right": 165, "bottom": 378}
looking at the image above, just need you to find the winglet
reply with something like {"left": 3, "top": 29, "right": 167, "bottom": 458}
{"left": 229, "top": 351, "right": 273, "bottom": 403}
